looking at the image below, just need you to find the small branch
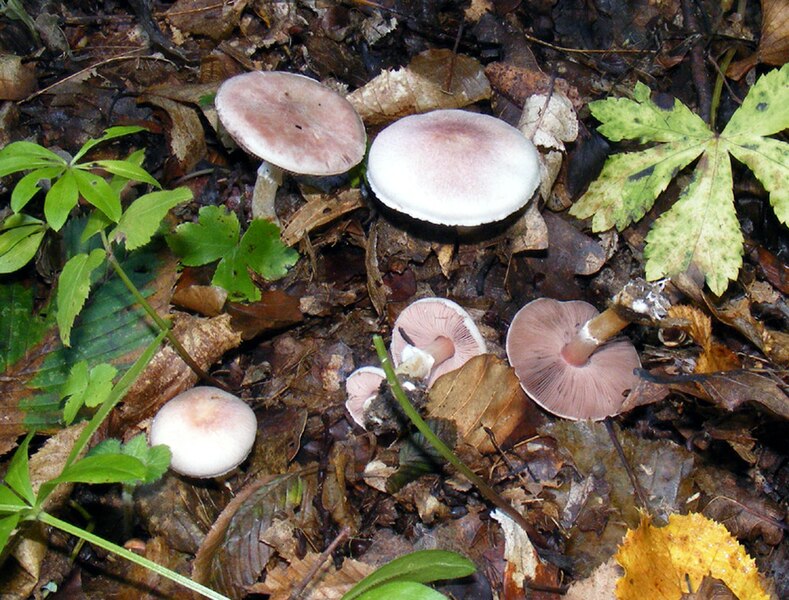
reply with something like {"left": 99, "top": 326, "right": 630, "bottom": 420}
{"left": 681, "top": 0, "right": 711, "bottom": 122}
{"left": 288, "top": 526, "right": 350, "bottom": 600}
{"left": 604, "top": 419, "right": 651, "bottom": 514}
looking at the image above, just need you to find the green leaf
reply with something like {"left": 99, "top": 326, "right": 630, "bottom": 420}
{"left": 56, "top": 248, "right": 107, "bottom": 346}
{"left": 0, "top": 141, "right": 64, "bottom": 177}
{"left": 72, "top": 168, "right": 122, "bottom": 223}
{"left": 108, "top": 149, "right": 146, "bottom": 195}
{"left": 167, "top": 205, "right": 240, "bottom": 266}
{"left": 725, "top": 137, "right": 789, "bottom": 225}
{"left": 0, "top": 213, "right": 46, "bottom": 274}
{"left": 239, "top": 219, "right": 299, "bottom": 281}
{"left": 0, "top": 485, "right": 27, "bottom": 513}
{"left": 723, "top": 63, "right": 789, "bottom": 138}
{"left": 343, "top": 550, "right": 475, "bottom": 600}
{"left": 91, "top": 159, "right": 160, "bottom": 187}
{"left": 71, "top": 126, "right": 147, "bottom": 164}
{"left": 644, "top": 145, "right": 742, "bottom": 295}
{"left": 590, "top": 81, "right": 710, "bottom": 143}
{"left": 10, "top": 166, "right": 63, "bottom": 212}
{"left": 112, "top": 187, "right": 192, "bottom": 250}
{"left": 0, "top": 513, "right": 22, "bottom": 554}
{"left": 213, "top": 246, "right": 258, "bottom": 301}
{"left": 569, "top": 141, "right": 707, "bottom": 231}
{"left": 51, "top": 454, "right": 148, "bottom": 485}
{"left": 89, "top": 433, "right": 170, "bottom": 485}
{"left": 352, "top": 581, "right": 448, "bottom": 600}
{"left": 0, "top": 281, "right": 49, "bottom": 373}
{"left": 44, "top": 169, "right": 79, "bottom": 231}
{"left": 81, "top": 209, "right": 113, "bottom": 243}
{"left": 4, "top": 433, "right": 35, "bottom": 505}
{"left": 60, "top": 361, "right": 117, "bottom": 424}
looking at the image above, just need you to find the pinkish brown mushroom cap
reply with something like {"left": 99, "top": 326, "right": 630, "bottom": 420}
{"left": 215, "top": 71, "right": 366, "bottom": 175}
{"left": 345, "top": 366, "right": 386, "bottom": 428}
{"left": 367, "top": 109, "right": 540, "bottom": 226}
{"left": 150, "top": 386, "right": 257, "bottom": 478}
{"left": 505, "top": 298, "right": 641, "bottom": 420}
{"left": 391, "top": 297, "right": 487, "bottom": 387}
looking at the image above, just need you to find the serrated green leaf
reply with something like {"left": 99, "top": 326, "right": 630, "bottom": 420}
{"left": 352, "top": 581, "right": 447, "bottom": 600}
{"left": 569, "top": 141, "right": 707, "bottom": 231}
{"left": 0, "top": 514, "right": 22, "bottom": 553}
{"left": 50, "top": 454, "right": 148, "bottom": 485}
{"left": 71, "top": 126, "right": 147, "bottom": 164}
{"left": 239, "top": 219, "right": 299, "bottom": 280}
{"left": 89, "top": 433, "right": 170, "bottom": 485}
{"left": 0, "top": 214, "right": 46, "bottom": 274}
{"left": 90, "top": 159, "right": 161, "bottom": 187}
{"left": 72, "top": 169, "right": 122, "bottom": 223}
{"left": 4, "top": 433, "right": 35, "bottom": 505}
{"left": 725, "top": 136, "right": 789, "bottom": 225}
{"left": 590, "top": 81, "right": 710, "bottom": 143}
{"left": 81, "top": 209, "right": 113, "bottom": 243}
{"left": 112, "top": 187, "right": 192, "bottom": 250}
{"left": 644, "top": 145, "right": 742, "bottom": 295}
{"left": 56, "top": 248, "right": 107, "bottom": 346}
{"left": 343, "top": 550, "right": 476, "bottom": 600}
{"left": 723, "top": 63, "right": 789, "bottom": 138}
{"left": 44, "top": 169, "right": 79, "bottom": 231}
{"left": 213, "top": 246, "right": 259, "bottom": 302}
{"left": 61, "top": 361, "right": 117, "bottom": 424}
{"left": 167, "top": 205, "right": 240, "bottom": 265}
{"left": 10, "top": 166, "right": 63, "bottom": 212}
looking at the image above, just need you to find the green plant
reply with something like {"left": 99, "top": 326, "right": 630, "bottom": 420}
{"left": 569, "top": 63, "right": 788, "bottom": 295}
{"left": 167, "top": 204, "right": 299, "bottom": 302}
{"left": 342, "top": 549, "right": 476, "bottom": 600}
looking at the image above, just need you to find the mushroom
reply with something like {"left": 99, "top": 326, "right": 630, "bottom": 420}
{"left": 215, "top": 71, "right": 367, "bottom": 223}
{"left": 505, "top": 298, "right": 641, "bottom": 420}
{"left": 366, "top": 109, "right": 540, "bottom": 226}
{"left": 345, "top": 366, "right": 386, "bottom": 428}
{"left": 149, "top": 386, "right": 257, "bottom": 478}
{"left": 391, "top": 297, "right": 487, "bottom": 387}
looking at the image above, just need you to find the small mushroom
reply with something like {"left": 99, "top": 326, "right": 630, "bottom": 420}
{"left": 505, "top": 298, "right": 641, "bottom": 420}
{"left": 215, "top": 71, "right": 367, "bottom": 223}
{"left": 391, "top": 297, "right": 487, "bottom": 387}
{"left": 345, "top": 366, "right": 386, "bottom": 428}
{"left": 366, "top": 109, "right": 540, "bottom": 226}
{"left": 149, "top": 386, "right": 257, "bottom": 478}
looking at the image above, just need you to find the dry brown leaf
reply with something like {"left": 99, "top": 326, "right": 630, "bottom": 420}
{"left": 365, "top": 221, "right": 387, "bottom": 317}
{"left": 667, "top": 305, "right": 740, "bottom": 373}
{"left": 565, "top": 556, "right": 621, "bottom": 600}
{"left": 347, "top": 48, "right": 491, "bottom": 125}
{"left": 500, "top": 198, "right": 549, "bottom": 256}
{"left": 484, "top": 62, "right": 583, "bottom": 110}
{"left": 427, "top": 354, "right": 529, "bottom": 453}
{"left": 138, "top": 93, "right": 207, "bottom": 175}
{"left": 518, "top": 91, "right": 579, "bottom": 151}
{"left": 256, "top": 553, "right": 374, "bottom": 599}
{"left": 727, "top": 0, "right": 789, "bottom": 80}
{"left": 281, "top": 189, "right": 364, "bottom": 247}
{"left": 0, "top": 54, "right": 37, "bottom": 100}
{"left": 171, "top": 284, "right": 228, "bottom": 316}
{"left": 615, "top": 513, "right": 770, "bottom": 600}
{"left": 165, "top": 0, "right": 248, "bottom": 41}
{"left": 225, "top": 290, "right": 304, "bottom": 340}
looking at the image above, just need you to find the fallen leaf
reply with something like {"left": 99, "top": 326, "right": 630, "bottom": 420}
{"left": 615, "top": 513, "right": 770, "bottom": 600}
{"left": 347, "top": 48, "right": 491, "bottom": 125}
{"left": 565, "top": 556, "right": 621, "bottom": 600}
{"left": 171, "top": 283, "right": 228, "bottom": 316}
{"left": 727, "top": 0, "right": 789, "bottom": 80}
{"left": 164, "top": 0, "right": 248, "bottom": 41}
{"left": 484, "top": 62, "right": 583, "bottom": 110}
{"left": 667, "top": 305, "right": 740, "bottom": 373}
{"left": 0, "top": 54, "right": 37, "bottom": 100}
{"left": 281, "top": 189, "right": 364, "bottom": 247}
{"left": 518, "top": 91, "right": 579, "bottom": 151}
{"left": 225, "top": 290, "right": 304, "bottom": 340}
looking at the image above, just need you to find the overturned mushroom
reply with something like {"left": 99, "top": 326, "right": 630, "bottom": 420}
{"left": 391, "top": 297, "right": 487, "bottom": 387}
{"left": 215, "top": 71, "right": 367, "bottom": 223}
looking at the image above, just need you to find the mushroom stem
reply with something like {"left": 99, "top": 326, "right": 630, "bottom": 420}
{"left": 396, "top": 335, "right": 455, "bottom": 379}
{"left": 560, "top": 307, "right": 631, "bottom": 367}
{"left": 251, "top": 161, "right": 283, "bottom": 225}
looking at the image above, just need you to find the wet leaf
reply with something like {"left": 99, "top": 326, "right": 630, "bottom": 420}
{"left": 727, "top": 0, "right": 789, "bottom": 80}
{"left": 56, "top": 248, "right": 106, "bottom": 347}
{"left": 615, "top": 513, "right": 770, "bottom": 600}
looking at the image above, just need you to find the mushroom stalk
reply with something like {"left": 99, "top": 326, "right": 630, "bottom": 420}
{"left": 395, "top": 335, "right": 455, "bottom": 379}
{"left": 251, "top": 161, "right": 283, "bottom": 225}
{"left": 560, "top": 307, "right": 630, "bottom": 367}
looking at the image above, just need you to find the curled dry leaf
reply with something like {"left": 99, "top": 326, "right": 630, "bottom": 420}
{"left": 281, "top": 189, "right": 364, "bottom": 247}
{"left": 615, "top": 513, "right": 770, "bottom": 600}
{"left": 518, "top": 91, "right": 579, "bottom": 151}
{"left": 347, "top": 48, "right": 491, "bottom": 125}
{"left": 0, "top": 54, "right": 37, "bottom": 101}
{"left": 667, "top": 305, "right": 740, "bottom": 373}
{"left": 727, "top": 0, "right": 789, "bottom": 80}
{"left": 164, "top": 0, "right": 248, "bottom": 41}
{"left": 427, "top": 354, "right": 531, "bottom": 454}
{"left": 565, "top": 556, "right": 621, "bottom": 600}
{"left": 484, "top": 62, "right": 583, "bottom": 110}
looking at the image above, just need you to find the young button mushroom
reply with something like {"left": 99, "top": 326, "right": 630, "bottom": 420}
{"left": 345, "top": 366, "right": 386, "bottom": 428}
{"left": 215, "top": 71, "right": 367, "bottom": 223}
{"left": 391, "top": 297, "right": 487, "bottom": 387}
{"left": 150, "top": 386, "right": 257, "bottom": 478}
{"left": 366, "top": 109, "right": 540, "bottom": 226}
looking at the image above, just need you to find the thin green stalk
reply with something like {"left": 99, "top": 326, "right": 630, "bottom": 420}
{"left": 372, "top": 335, "right": 543, "bottom": 543}
{"left": 38, "top": 511, "right": 229, "bottom": 600}
{"left": 709, "top": 47, "right": 737, "bottom": 129}
{"left": 99, "top": 231, "right": 228, "bottom": 391}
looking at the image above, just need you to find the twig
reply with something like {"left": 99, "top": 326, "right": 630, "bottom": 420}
{"left": 681, "top": 0, "right": 711, "bottom": 122}
{"left": 288, "top": 526, "right": 350, "bottom": 600}
{"left": 604, "top": 419, "right": 651, "bottom": 514}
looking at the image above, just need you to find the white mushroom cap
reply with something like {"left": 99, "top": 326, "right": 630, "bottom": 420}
{"left": 391, "top": 297, "right": 487, "bottom": 387}
{"left": 367, "top": 109, "right": 540, "bottom": 226}
{"left": 505, "top": 298, "right": 641, "bottom": 420}
{"left": 150, "top": 386, "right": 257, "bottom": 478}
{"left": 345, "top": 366, "right": 385, "bottom": 428}
{"left": 215, "top": 71, "right": 367, "bottom": 175}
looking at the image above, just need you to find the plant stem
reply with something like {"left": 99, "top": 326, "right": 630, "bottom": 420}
{"left": 709, "top": 47, "right": 737, "bottom": 129}
{"left": 99, "top": 232, "right": 228, "bottom": 391}
{"left": 372, "top": 335, "right": 546, "bottom": 547}
{"left": 38, "top": 511, "right": 229, "bottom": 600}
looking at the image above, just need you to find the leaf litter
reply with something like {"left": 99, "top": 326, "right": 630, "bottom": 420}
{"left": 0, "top": 1, "right": 787, "bottom": 599}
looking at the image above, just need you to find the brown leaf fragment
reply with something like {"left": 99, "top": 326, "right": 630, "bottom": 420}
{"left": 668, "top": 305, "right": 740, "bottom": 373}
{"left": 109, "top": 312, "right": 242, "bottom": 433}
{"left": 484, "top": 62, "right": 583, "bottom": 110}
{"left": 680, "top": 574, "right": 738, "bottom": 599}
{"left": 428, "top": 354, "right": 537, "bottom": 453}
{"left": 0, "top": 54, "right": 37, "bottom": 100}
{"left": 365, "top": 221, "right": 387, "bottom": 317}
{"left": 255, "top": 553, "right": 373, "bottom": 599}
{"left": 565, "top": 556, "right": 621, "bottom": 600}
{"left": 225, "top": 290, "right": 304, "bottom": 340}
{"left": 727, "top": 0, "right": 789, "bottom": 80}
{"left": 246, "top": 407, "right": 307, "bottom": 476}
{"left": 281, "top": 189, "right": 364, "bottom": 247}
{"left": 347, "top": 48, "right": 491, "bottom": 125}
{"left": 165, "top": 0, "right": 248, "bottom": 41}
{"left": 171, "top": 283, "right": 228, "bottom": 316}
